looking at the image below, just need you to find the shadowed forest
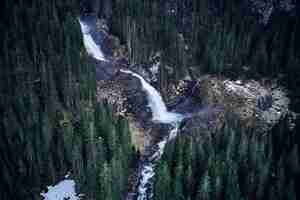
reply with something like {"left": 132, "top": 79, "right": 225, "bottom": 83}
{"left": 0, "top": 0, "right": 299, "bottom": 200}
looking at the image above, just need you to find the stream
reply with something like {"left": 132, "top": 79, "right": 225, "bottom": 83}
{"left": 79, "top": 17, "right": 184, "bottom": 200}
{"left": 120, "top": 69, "right": 183, "bottom": 200}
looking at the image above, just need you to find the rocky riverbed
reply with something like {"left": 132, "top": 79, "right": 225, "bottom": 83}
{"left": 80, "top": 14, "right": 295, "bottom": 199}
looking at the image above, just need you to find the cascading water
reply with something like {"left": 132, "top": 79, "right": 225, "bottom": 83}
{"left": 120, "top": 70, "right": 183, "bottom": 200}
{"left": 135, "top": 125, "right": 181, "bottom": 200}
{"left": 78, "top": 19, "right": 107, "bottom": 62}
{"left": 120, "top": 69, "right": 183, "bottom": 124}
{"left": 79, "top": 17, "right": 183, "bottom": 200}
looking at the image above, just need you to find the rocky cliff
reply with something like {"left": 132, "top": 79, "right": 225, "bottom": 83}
{"left": 179, "top": 76, "right": 293, "bottom": 136}
{"left": 91, "top": 16, "right": 294, "bottom": 154}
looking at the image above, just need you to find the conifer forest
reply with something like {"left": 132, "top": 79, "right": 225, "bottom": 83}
{"left": 0, "top": 0, "right": 299, "bottom": 200}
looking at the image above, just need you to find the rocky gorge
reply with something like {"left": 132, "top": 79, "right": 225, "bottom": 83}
{"left": 0, "top": 1, "right": 299, "bottom": 199}
{"left": 85, "top": 14, "right": 293, "bottom": 150}
{"left": 79, "top": 13, "right": 295, "bottom": 199}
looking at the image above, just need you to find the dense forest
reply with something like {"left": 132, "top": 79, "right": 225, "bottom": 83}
{"left": 87, "top": 0, "right": 300, "bottom": 199}
{"left": 108, "top": 0, "right": 300, "bottom": 106}
{"left": 103, "top": 1, "right": 300, "bottom": 199}
{"left": 0, "top": 0, "right": 135, "bottom": 199}
{"left": 0, "top": 0, "right": 299, "bottom": 200}
{"left": 154, "top": 116, "right": 299, "bottom": 200}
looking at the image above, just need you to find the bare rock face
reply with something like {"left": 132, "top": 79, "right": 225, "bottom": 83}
{"left": 97, "top": 70, "right": 155, "bottom": 153}
{"left": 128, "top": 119, "right": 150, "bottom": 153}
{"left": 97, "top": 71, "right": 151, "bottom": 118}
{"left": 189, "top": 76, "right": 291, "bottom": 133}
{"left": 92, "top": 15, "right": 293, "bottom": 153}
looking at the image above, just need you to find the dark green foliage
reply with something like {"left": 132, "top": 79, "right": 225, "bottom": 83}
{"left": 153, "top": 117, "right": 300, "bottom": 200}
{"left": 154, "top": 161, "right": 172, "bottom": 200}
{"left": 0, "top": 1, "right": 135, "bottom": 199}
{"left": 109, "top": 1, "right": 300, "bottom": 93}
{"left": 94, "top": 102, "right": 135, "bottom": 200}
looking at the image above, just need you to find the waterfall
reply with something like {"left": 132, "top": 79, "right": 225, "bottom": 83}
{"left": 136, "top": 125, "right": 180, "bottom": 200}
{"left": 78, "top": 19, "right": 107, "bottom": 62}
{"left": 119, "top": 70, "right": 183, "bottom": 200}
{"left": 79, "top": 17, "right": 183, "bottom": 200}
{"left": 120, "top": 69, "right": 183, "bottom": 124}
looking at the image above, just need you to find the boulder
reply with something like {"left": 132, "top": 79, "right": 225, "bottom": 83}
{"left": 188, "top": 76, "right": 291, "bottom": 133}
{"left": 97, "top": 70, "right": 151, "bottom": 119}
{"left": 97, "top": 69, "right": 158, "bottom": 153}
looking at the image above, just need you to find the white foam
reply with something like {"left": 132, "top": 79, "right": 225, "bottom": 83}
{"left": 120, "top": 69, "right": 183, "bottom": 124}
{"left": 137, "top": 126, "right": 180, "bottom": 200}
{"left": 120, "top": 69, "right": 183, "bottom": 199}
{"left": 78, "top": 19, "right": 107, "bottom": 61}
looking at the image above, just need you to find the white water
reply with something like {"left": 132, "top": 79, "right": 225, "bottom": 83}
{"left": 136, "top": 125, "right": 180, "bottom": 200}
{"left": 78, "top": 18, "right": 183, "bottom": 200}
{"left": 78, "top": 19, "right": 107, "bottom": 62}
{"left": 118, "top": 70, "right": 183, "bottom": 200}
{"left": 120, "top": 69, "right": 183, "bottom": 124}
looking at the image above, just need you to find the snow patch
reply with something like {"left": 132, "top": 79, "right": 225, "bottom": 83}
{"left": 41, "top": 180, "right": 81, "bottom": 200}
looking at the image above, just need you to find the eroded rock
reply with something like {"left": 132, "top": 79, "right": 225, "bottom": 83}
{"left": 187, "top": 76, "right": 291, "bottom": 133}
{"left": 92, "top": 15, "right": 293, "bottom": 153}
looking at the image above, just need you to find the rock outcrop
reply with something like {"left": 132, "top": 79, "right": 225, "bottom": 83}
{"left": 177, "top": 76, "right": 292, "bottom": 134}
{"left": 97, "top": 70, "right": 154, "bottom": 153}
{"left": 92, "top": 15, "right": 293, "bottom": 153}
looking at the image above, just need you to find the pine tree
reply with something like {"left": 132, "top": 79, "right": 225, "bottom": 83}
{"left": 173, "top": 161, "right": 184, "bottom": 200}
{"left": 154, "top": 162, "right": 172, "bottom": 200}
{"left": 214, "top": 176, "right": 223, "bottom": 200}
{"left": 288, "top": 144, "right": 300, "bottom": 175}
{"left": 184, "top": 165, "right": 193, "bottom": 198}
{"left": 225, "top": 164, "right": 242, "bottom": 200}
{"left": 99, "top": 162, "right": 113, "bottom": 200}
{"left": 196, "top": 171, "right": 211, "bottom": 200}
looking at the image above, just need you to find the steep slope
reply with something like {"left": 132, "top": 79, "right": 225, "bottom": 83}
{"left": 86, "top": 1, "right": 300, "bottom": 200}
{"left": 0, "top": 1, "right": 135, "bottom": 199}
